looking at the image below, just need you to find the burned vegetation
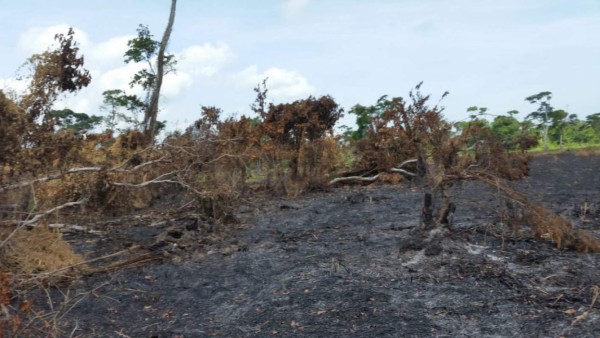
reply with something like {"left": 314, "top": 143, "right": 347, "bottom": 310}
{"left": 0, "top": 29, "right": 599, "bottom": 337}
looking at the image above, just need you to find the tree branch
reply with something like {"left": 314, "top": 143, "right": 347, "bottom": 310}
{"left": 0, "top": 154, "right": 170, "bottom": 193}
{"left": 1, "top": 168, "right": 102, "bottom": 192}
{"left": 329, "top": 159, "right": 418, "bottom": 185}
{"left": 329, "top": 174, "right": 381, "bottom": 185}
{"left": 21, "top": 198, "right": 88, "bottom": 227}
{"left": 389, "top": 168, "right": 416, "bottom": 176}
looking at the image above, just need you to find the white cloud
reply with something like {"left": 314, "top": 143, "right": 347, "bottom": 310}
{"left": 235, "top": 65, "right": 315, "bottom": 101}
{"left": 0, "top": 76, "right": 28, "bottom": 95}
{"left": 162, "top": 72, "right": 193, "bottom": 98}
{"left": 90, "top": 35, "right": 133, "bottom": 63}
{"left": 64, "top": 97, "right": 92, "bottom": 114}
{"left": 13, "top": 24, "right": 234, "bottom": 119}
{"left": 18, "top": 25, "right": 89, "bottom": 55}
{"left": 177, "top": 42, "right": 235, "bottom": 76}
{"left": 98, "top": 63, "right": 144, "bottom": 93}
{"left": 282, "top": 0, "right": 310, "bottom": 17}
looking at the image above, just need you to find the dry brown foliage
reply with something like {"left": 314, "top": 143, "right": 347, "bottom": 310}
{"left": 417, "top": 102, "right": 594, "bottom": 247}
{"left": 336, "top": 84, "right": 599, "bottom": 252}
{"left": 161, "top": 106, "right": 256, "bottom": 222}
{"left": 575, "top": 148, "right": 600, "bottom": 157}
{"left": 252, "top": 81, "right": 345, "bottom": 195}
{"left": 475, "top": 174, "right": 600, "bottom": 253}
{"left": 0, "top": 226, "right": 84, "bottom": 274}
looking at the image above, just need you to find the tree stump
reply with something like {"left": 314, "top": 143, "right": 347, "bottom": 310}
{"left": 421, "top": 193, "right": 434, "bottom": 227}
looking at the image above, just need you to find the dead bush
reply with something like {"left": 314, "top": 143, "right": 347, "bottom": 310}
{"left": 251, "top": 81, "right": 344, "bottom": 195}
{"left": 160, "top": 107, "right": 256, "bottom": 220}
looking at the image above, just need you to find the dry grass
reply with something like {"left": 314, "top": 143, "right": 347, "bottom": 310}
{"left": 0, "top": 225, "right": 84, "bottom": 274}
{"left": 575, "top": 148, "right": 600, "bottom": 157}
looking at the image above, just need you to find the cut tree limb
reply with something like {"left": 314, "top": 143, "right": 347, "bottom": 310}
{"left": 329, "top": 174, "right": 381, "bottom": 185}
{"left": 329, "top": 158, "right": 417, "bottom": 185}
{"left": 389, "top": 168, "right": 417, "bottom": 177}
{"left": 21, "top": 198, "right": 88, "bottom": 227}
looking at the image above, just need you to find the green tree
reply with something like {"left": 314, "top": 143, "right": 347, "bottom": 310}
{"left": 547, "top": 109, "right": 569, "bottom": 149}
{"left": 346, "top": 95, "right": 403, "bottom": 140}
{"left": 453, "top": 106, "right": 491, "bottom": 136}
{"left": 491, "top": 114, "right": 520, "bottom": 146}
{"left": 45, "top": 108, "right": 102, "bottom": 132}
{"left": 101, "top": 89, "right": 146, "bottom": 131}
{"left": 563, "top": 120, "right": 596, "bottom": 145}
{"left": 119, "top": 0, "right": 177, "bottom": 144}
{"left": 525, "top": 91, "right": 553, "bottom": 151}
{"left": 347, "top": 103, "right": 377, "bottom": 140}
{"left": 466, "top": 106, "right": 488, "bottom": 119}
{"left": 586, "top": 113, "right": 600, "bottom": 135}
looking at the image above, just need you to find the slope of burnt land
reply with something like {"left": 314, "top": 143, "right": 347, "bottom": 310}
{"left": 55, "top": 152, "right": 599, "bottom": 337}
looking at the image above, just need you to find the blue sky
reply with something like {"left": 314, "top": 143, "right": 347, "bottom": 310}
{"left": 1, "top": 0, "right": 599, "bottom": 131}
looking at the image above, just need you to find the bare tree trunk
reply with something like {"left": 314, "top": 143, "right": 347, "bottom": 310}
{"left": 144, "top": 0, "right": 177, "bottom": 144}
{"left": 542, "top": 122, "right": 549, "bottom": 151}
{"left": 559, "top": 132, "right": 563, "bottom": 150}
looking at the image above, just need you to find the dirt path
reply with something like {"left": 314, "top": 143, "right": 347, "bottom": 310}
{"left": 54, "top": 153, "right": 600, "bottom": 337}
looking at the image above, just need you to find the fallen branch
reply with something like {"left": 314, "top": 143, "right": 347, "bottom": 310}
{"left": 0, "top": 154, "right": 171, "bottom": 193}
{"left": 329, "top": 174, "right": 381, "bottom": 185}
{"left": 21, "top": 198, "right": 88, "bottom": 227}
{"left": 110, "top": 170, "right": 179, "bottom": 188}
{"left": 389, "top": 168, "right": 416, "bottom": 177}
{"left": 47, "top": 224, "right": 104, "bottom": 235}
{"left": 1, "top": 198, "right": 89, "bottom": 248}
{"left": 116, "top": 154, "right": 170, "bottom": 172}
{"left": 329, "top": 159, "right": 418, "bottom": 185}
{"left": 1, "top": 167, "right": 103, "bottom": 192}
{"left": 396, "top": 158, "right": 418, "bottom": 169}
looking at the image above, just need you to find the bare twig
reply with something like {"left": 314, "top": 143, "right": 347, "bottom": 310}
{"left": 21, "top": 198, "right": 88, "bottom": 227}
{"left": 1, "top": 198, "right": 89, "bottom": 246}
{"left": 329, "top": 174, "right": 381, "bottom": 185}
{"left": 113, "top": 154, "right": 170, "bottom": 172}
{"left": 389, "top": 168, "right": 416, "bottom": 176}
{"left": 110, "top": 170, "right": 179, "bottom": 188}
{"left": 47, "top": 223, "right": 104, "bottom": 235}
{"left": 396, "top": 158, "right": 418, "bottom": 168}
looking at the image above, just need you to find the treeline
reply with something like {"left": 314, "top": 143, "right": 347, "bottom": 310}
{"left": 344, "top": 93, "right": 600, "bottom": 152}
{"left": 458, "top": 93, "right": 600, "bottom": 151}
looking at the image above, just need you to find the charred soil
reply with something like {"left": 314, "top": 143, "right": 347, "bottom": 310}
{"left": 49, "top": 153, "right": 600, "bottom": 337}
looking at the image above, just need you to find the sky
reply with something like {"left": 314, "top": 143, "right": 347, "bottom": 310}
{"left": 1, "top": 0, "right": 599, "bottom": 132}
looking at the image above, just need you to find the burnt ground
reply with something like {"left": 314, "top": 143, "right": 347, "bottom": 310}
{"left": 46, "top": 153, "right": 600, "bottom": 337}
